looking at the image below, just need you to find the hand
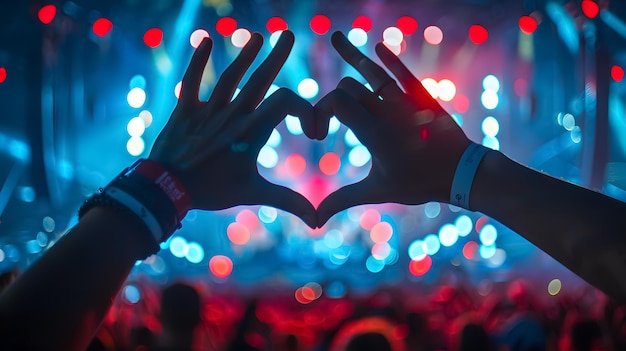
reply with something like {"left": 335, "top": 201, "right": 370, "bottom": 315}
{"left": 149, "top": 30, "right": 317, "bottom": 228}
{"left": 315, "top": 32, "right": 472, "bottom": 227}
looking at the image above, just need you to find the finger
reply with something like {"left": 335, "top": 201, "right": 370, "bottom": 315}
{"left": 207, "top": 33, "right": 264, "bottom": 107}
{"left": 330, "top": 31, "right": 403, "bottom": 98}
{"left": 316, "top": 178, "right": 386, "bottom": 227}
{"left": 314, "top": 89, "right": 377, "bottom": 141}
{"left": 234, "top": 30, "right": 295, "bottom": 110}
{"left": 246, "top": 181, "right": 317, "bottom": 229}
{"left": 336, "top": 77, "right": 383, "bottom": 112}
{"left": 180, "top": 38, "right": 214, "bottom": 104}
{"left": 374, "top": 42, "right": 443, "bottom": 111}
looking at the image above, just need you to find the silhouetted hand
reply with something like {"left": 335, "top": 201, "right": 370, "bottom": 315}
{"left": 149, "top": 30, "right": 317, "bottom": 228}
{"left": 315, "top": 31, "right": 472, "bottom": 227}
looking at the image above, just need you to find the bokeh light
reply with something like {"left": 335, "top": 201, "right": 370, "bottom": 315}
{"left": 127, "top": 87, "right": 146, "bottom": 108}
{"left": 438, "top": 224, "right": 459, "bottom": 247}
{"left": 479, "top": 244, "right": 497, "bottom": 259}
{"left": 482, "top": 75, "right": 500, "bottom": 92}
{"left": 285, "top": 153, "right": 307, "bottom": 177}
{"left": 143, "top": 28, "right": 163, "bottom": 48}
{"left": 383, "top": 27, "right": 404, "bottom": 46}
{"left": 370, "top": 222, "right": 393, "bottom": 243}
{"left": 424, "top": 26, "right": 443, "bottom": 45}
{"left": 123, "top": 285, "right": 141, "bottom": 304}
{"left": 258, "top": 206, "right": 277, "bottom": 224}
{"left": 231, "top": 28, "right": 252, "bottom": 48}
{"left": 480, "top": 90, "right": 499, "bottom": 110}
{"left": 348, "top": 145, "right": 371, "bottom": 167}
{"left": 420, "top": 78, "right": 439, "bottom": 99}
{"left": 266, "top": 17, "right": 288, "bottom": 33}
{"left": 310, "top": 15, "right": 331, "bottom": 35}
{"left": 366, "top": 256, "right": 385, "bottom": 273}
{"left": 548, "top": 278, "right": 562, "bottom": 296}
{"left": 455, "top": 215, "right": 473, "bottom": 236}
{"left": 38, "top": 4, "right": 56, "bottom": 24}
{"left": 190, "top": 29, "right": 210, "bottom": 48}
{"left": 352, "top": 15, "right": 373, "bottom": 32}
{"left": 126, "top": 137, "right": 145, "bottom": 156}
{"left": 92, "top": 18, "right": 113, "bottom": 37}
{"left": 408, "top": 240, "right": 426, "bottom": 261}
{"left": 257, "top": 146, "right": 279, "bottom": 168}
{"left": 481, "top": 116, "right": 500, "bottom": 137}
{"left": 468, "top": 24, "right": 488, "bottom": 44}
{"left": 227, "top": 222, "right": 251, "bottom": 245}
{"left": 438, "top": 79, "right": 456, "bottom": 101}
{"left": 216, "top": 17, "right": 237, "bottom": 36}
{"left": 397, "top": 16, "right": 418, "bottom": 36}
{"left": 139, "top": 110, "right": 153, "bottom": 128}
{"left": 463, "top": 241, "right": 478, "bottom": 260}
{"left": 422, "top": 234, "right": 441, "bottom": 255}
{"left": 297, "top": 78, "right": 319, "bottom": 99}
{"left": 0, "top": 67, "right": 6, "bottom": 84}
{"left": 360, "top": 209, "right": 381, "bottom": 230}
{"left": 285, "top": 115, "right": 304, "bottom": 135}
{"left": 319, "top": 152, "right": 341, "bottom": 175}
{"left": 409, "top": 256, "right": 432, "bottom": 276}
{"left": 424, "top": 202, "right": 441, "bottom": 218}
{"left": 186, "top": 242, "right": 205, "bottom": 264}
{"left": 209, "top": 255, "right": 233, "bottom": 278}
{"left": 127, "top": 117, "right": 146, "bottom": 137}
{"left": 581, "top": 0, "right": 600, "bottom": 19}
{"left": 269, "top": 30, "right": 283, "bottom": 48}
{"left": 372, "top": 242, "right": 391, "bottom": 260}
{"left": 612, "top": 65, "right": 624, "bottom": 82}
{"left": 236, "top": 209, "right": 259, "bottom": 231}
{"left": 519, "top": 16, "right": 538, "bottom": 35}
{"left": 347, "top": 28, "right": 368, "bottom": 47}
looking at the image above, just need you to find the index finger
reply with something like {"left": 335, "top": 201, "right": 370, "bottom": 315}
{"left": 330, "top": 31, "right": 403, "bottom": 97}
{"left": 180, "top": 37, "right": 214, "bottom": 104}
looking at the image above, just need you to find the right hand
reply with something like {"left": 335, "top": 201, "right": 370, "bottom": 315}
{"left": 315, "top": 32, "right": 472, "bottom": 227}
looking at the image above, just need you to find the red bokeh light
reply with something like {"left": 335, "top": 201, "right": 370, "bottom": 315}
{"left": 310, "top": 15, "right": 331, "bottom": 35}
{"left": 519, "top": 16, "right": 538, "bottom": 35}
{"left": 352, "top": 15, "right": 373, "bottom": 32}
{"left": 463, "top": 241, "right": 479, "bottom": 260}
{"left": 295, "top": 287, "right": 312, "bottom": 304}
{"left": 514, "top": 78, "right": 528, "bottom": 96}
{"left": 453, "top": 94, "right": 470, "bottom": 113}
{"left": 266, "top": 17, "right": 288, "bottom": 33}
{"left": 475, "top": 216, "right": 489, "bottom": 233}
{"left": 38, "top": 4, "right": 56, "bottom": 25}
{"left": 612, "top": 65, "right": 625, "bottom": 82}
{"left": 468, "top": 24, "right": 488, "bottom": 45}
{"left": 409, "top": 256, "right": 432, "bottom": 276}
{"left": 370, "top": 221, "right": 393, "bottom": 243}
{"left": 216, "top": 17, "right": 237, "bottom": 36}
{"left": 285, "top": 153, "right": 306, "bottom": 177}
{"left": 360, "top": 209, "right": 381, "bottom": 230}
{"left": 143, "top": 28, "right": 163, "bottom": 48}
{"left": 319, "top": 152, "right": 340, "bottom": 175}
{"left": 396, "top": 16, "right": 418, "bottom": 36}
{"left": 236, "top": 209, "right": 259, "bottom": 231}
{"left": 209, "top": 255, "right": 233, "bottom": 278}
{"left": 92, "top": 18, "right": 113, "bottom": 37}
{"left": 0, "top": 67, "right": 6, "bottom": 84}
{"left": 581, "top": 0, "right": 600, "bottom": 19}
{"left": 227, "top": 222, "right": 251, "bottom": 245}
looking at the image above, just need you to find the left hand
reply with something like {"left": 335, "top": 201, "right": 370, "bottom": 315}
{"left": 149, "top": 30, "right": 317, "bottom": 228}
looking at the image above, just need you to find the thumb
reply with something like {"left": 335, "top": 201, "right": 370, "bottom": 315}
{"left": 316, "top": 177, "right": 386, "bottom": 227}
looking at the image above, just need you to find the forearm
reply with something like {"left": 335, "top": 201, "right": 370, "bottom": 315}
{"left": 471, "top": 150, "right": 626, "bottom": 300}
{"left": 0, "top": 207, "right": 149, "bottom": 350}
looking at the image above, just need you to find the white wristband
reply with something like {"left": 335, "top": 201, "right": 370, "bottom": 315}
{"left": 105, "top": 186, "right": 164, "bottom": 242}
{"left": 450, "top": 143, "right": 490, "bottom": 210}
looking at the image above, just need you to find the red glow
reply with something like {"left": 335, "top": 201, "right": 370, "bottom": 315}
{"left": 143, "top": 28, "right": 163, "bottom": 48}
{"left": 236, "top": 209, "right": 259, "bottom": 230}
{"left": 295, "top": 287, "right": 312, "bottom": 304}
{"left": 463, "top": 241, "right": 478, "bottom": 260}
{"left": 393, "top": 324, "right": 409, "bottom": 340}
{"left": 519, "top": 16, "right": 538, "bottom": 35}
{"left": 92, "top": 18, "right": 113, "bottom": 37}
{"left": 370, "top": 221, "right": 393, "bottom": 243}
{"left": 514, "top": 78, "right": 528, "bottom": 96}
{"left": 38, "top": 4, "right": 56, "bottom": 24}
{"left": 310, "top": 15, "right": 331, "bottom": 35}
{"left": 475, "top": 216, "right": 489, "bottom": 233}
{"left": 453, "top": 94, "right": 469, "bottom": 113}
{"left": 216, "top": 17, "right": 237, "bottom": 36}
{"left": 468, "top": 25, "right": 488, "bottom": 45}
{"left": 266, "top": 17, "right": 288, "bottom": 33}
{"left": 360, "top": 209, "right": 381, "bottom": 230}
{"left": 612, "top": 65, "right": 624, "bottom": 82}
{"left": 352, "top": 15, "right": 373, "bottom": 32}
{"left": 209, "top": 255, "right": 233, "bottom": 278}
{"left": 285, "top": 153, "right": 306, "bottom": 177}
{"left": 227, "top": 222, "right": 250, "bottom": 245}
{"left": 409, "top": 256, "right": 432, "bottom": 276}
{"left": 319, "top": 152, "right": 340, "bottom": 175}
{"left": 420, "top": 127, "right": 429, "bottom": 141}
{"left": 396, "top": 16, "right": 418, "bottom": 36}
{"left": 581, "top": 0, "right": 600, "bottom": 19}
{"left": 0, "top": 67, "right": 6, "bottom": 84}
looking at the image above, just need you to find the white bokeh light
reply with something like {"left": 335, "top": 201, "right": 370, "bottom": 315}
{"left": 348, "top": 28, "right": 368, "bottom": 47}
{"left": 382, "top": 26, "right": 403, "bottom": 46}
{"left": 257, "top": 146, "right": 279, "bottom": 168}
{"left": 481, "top": 116, "right": 500, "bottom": 137}
{"left": 438, "top": 79, "right": 456, "bottom": 102}
{"left": 127, "top": 117, "right": 146, "bottom": 137}
{"left": 127, "top": 87, "right": 146, "bottom": 108}
{"left": 297, "top": 78, "right": 319, "bottom": 99}
{"left": 269, "top": 30, "right": 282, "bottom": 48}
{"left": 231, "top": 28, "right": 252, "bottom": 48}
{"left": 421, "top": 78, "right": 439, "bottom": 99}
{"left": 190, "top": 29, "right": 210, "bottom": 48}
{"left": 126, "top": 137, "right": 145, "bottom": 156}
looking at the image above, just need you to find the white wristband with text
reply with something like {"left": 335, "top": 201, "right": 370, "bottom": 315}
{"left": 450, "top": 143, "right": 490, "bottom": 210}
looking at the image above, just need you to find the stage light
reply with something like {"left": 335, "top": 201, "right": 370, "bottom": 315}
{"left": 190, "top": 29, "right": 209, "bottom": 48}
{"left": 581, "top": 0, "right": 600, "bottom": 19}
{"left": 126, "top": 137, "right": 145, "bottom": 156}
{"left": 424, "top": 202, "right": 441, "bottom": 218}
{"left": 438, "top": 224, "right": 458, "bottom": 247}
{"left": 319, "top": 152, "right": 341, "bottom": 175}
{"left": 139, "top": 110, "right": 152, "bottom": 128}
{"left": 455, "top": 215, "right": 473, "bottom": 236}
{"left": 370, "top": 221, "right": 393, "bottom": 243}
{"left": 297, "top": 78, "right": 319, "bottom": 99}
{"left": 36, "top": 232, "right": 48, "bottom": 247}
{"left": 482, "top": 74, "right": 500, "bottom": 92}
{"left": 209, "top": 255, "right": 233, "bottom": 278}
{"left": 519, "top": 16, "right": 538, "bottom": 34}
{"left": 285, "top": 115, "right": 304, "bottom": 135}
{"left": 344, "top": 129, "right": 361, "bottom": 146}
{"left": 409, "top": 256, "right": 432, "bottom": 276}
{"left": 453, "top": 94, "right": 469, "bottom": 113}
{"left": 397, "top": 16, "right": 418, "bottom": 36}
{"left": 366, "top": 256, "right": 385, "bottom": 273}
{"left": 468, "top": 24, "right": 488, "bottom": 44}
{"left": 92, "top": 18, "right": 113, "bottom": 37}
{"left": 348, "top": 145, "right": 371, "bottom": 167}
{"left": 38, "top": 4, "right": 56, "bottom": 24}
{"left": 548, "top": 278, "right": 562, "bottom": 296}
{"left": 216, "top": 17, "right": 237, "bottom": 36}
{"left": 612, "top": 65, "right": 624, "bottom": 82}
{"left": 266, "top": 17, "right": 287, "bottom": 33}
{"left": 227, "top": 222, "right": 251, "bottom": 245}
{"left": 186, "top": 242, "right": 205, "bottom": 263}
{"left": 266, "top": 129, "right": 281, "bottom": 147}
{"left": 420, "top": 78, "right": 439, "bottom": 99}
{"left": 258, "top": 206, "right": 277, "bottom": 223}
{"left": 360, "top": 209, "right": 381, "bottom": 230}
{"left": 285, "top": 153, "right": 307, "bottom": 177}
{"left": 324, "top": 229, "right": 343, "bottom": 249}
{"left": 562, "top": 113, "right": 575, "bottom": 130}
{"left": 310, "top": 15, "right": 331, "bottom": 35}
{"left": 347, "top": 28, "right": 368, "bottom": 47}
{"left": 257, "top": 146, "right": 279, "bottom": 168}
{"left": 422, "top": 234, "right": 441, "bottom": 255}
{"left": 352, "top": 15, "right": 373, "bottom": 32}
{"left": 236, "top": 209, "right": 259, "bottom": 230}
{"left": 482, "top": 136, "right": 500, "bottom": 150}
{"left": 0, "top": 67, "right": 6, "bottom": 84}
{"left": 328, "top": 116, "right": 341, "bottom": 134}
{"left": 372, "top": 243, "right": 391, "bottom": 260}
{"left": 174, "top": 81, "right": 182, "bottom": 99}
{"left": 481, "top": 116, "right": 499, "bottom": 137}
{"left": 480, "top": 90, "right": 499, "bottom": 110}
{"left": 123, "top": 285, "right": 141, "bottom": 304}
{"left": 438, "top": 79, "right": 456, "bottom": 101}
{"left": 143, "top": 28, "right": 163, "bottom": 48}
{"left": 127, "top": 87, "right": 146, "bottom": 108}
{"left": 462, "top": 241, "right": 478, "bottom": 260}
{"left": 383, "top": 26, "right": 403, "bottom": 46}
{"left": 424, "top": 26, "right": 443, "bottom": 45}
{"left": 127, "top": 117, "right": 146, "bottom": 137}
{"left": 169, "top": 236, "right": 188, "bottom": 258}
{"left": 231, "top": 28, "right": 251, "bottom": 48}
{"left": 269, "top": 30, "right": 282, "bottom": 48}
{"left": 479, "top": 224, "right": 497, "bottom": 246}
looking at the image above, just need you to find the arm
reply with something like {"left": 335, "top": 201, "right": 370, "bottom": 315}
{"left": 316, "top": 31, "right": 626, "bottom": 301}
{"left": 0, "top": 30, "right": 316, "bottom": 350}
